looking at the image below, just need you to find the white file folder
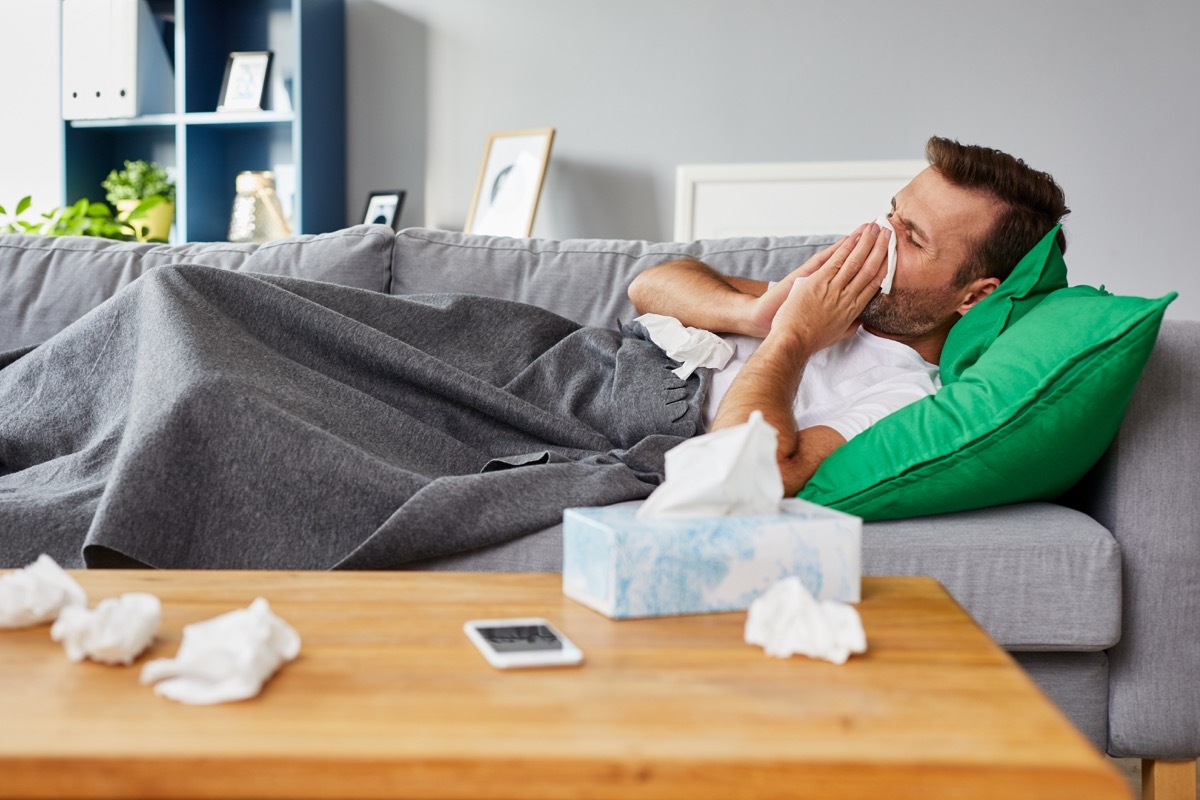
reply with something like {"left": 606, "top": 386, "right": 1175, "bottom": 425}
{"left": 61, "top": 0, "right": 173, "bottom": 120}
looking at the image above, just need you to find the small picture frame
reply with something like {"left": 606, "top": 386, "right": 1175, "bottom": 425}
{"left": 362, "top": 190, "right": 406, "bottom": 231}
{"left": 217, "top": 51, "right": 273, "bottom": 112}
{"left": 466, "top": 128, "right": 555, "bottom": 237}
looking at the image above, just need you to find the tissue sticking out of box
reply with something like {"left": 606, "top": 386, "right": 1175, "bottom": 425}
{"left": 0, "top": 554, "right": 88, "bottom": 629}
{"left": 637, "top": 410, "right": 783, "bottom": 519}
{"left": 51, "top": 593, "right": 161, "bottom": 665}
{"left": 634, "top": 313, "right": 735, "bottom": 379}
{"left": 875, "top": 215, "right": 897, "bottom": 295}
{"left": 140, "top": 598, "right": 300, "bottom": 705}
{"left": 744, "top": 576, "right": 866, "bottom": 664}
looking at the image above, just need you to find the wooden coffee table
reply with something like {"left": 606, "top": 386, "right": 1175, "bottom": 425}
{"left": 0, "top": 571, "right": 1130, "bottom": 799}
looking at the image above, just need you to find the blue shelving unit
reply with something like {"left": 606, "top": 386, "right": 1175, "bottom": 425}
{"left": 62, "top": 0, "right": 345, "bottom": 243}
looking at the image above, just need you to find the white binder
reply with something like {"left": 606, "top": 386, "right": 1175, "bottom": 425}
{"left": 61, "top": 0, "right": 174, "bottom": 120}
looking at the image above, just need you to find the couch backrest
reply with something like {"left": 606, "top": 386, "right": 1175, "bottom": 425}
{"left": 0, "top": 226, "right": 394, "bottom": 353}
{"left": 389, "top": 227, "right": 841, "bottom": 329}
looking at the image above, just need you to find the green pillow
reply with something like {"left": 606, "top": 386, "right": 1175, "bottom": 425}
{"left": 939, "top": 225, "right": 1068, "bottom": 384}
{"left": 798, "top": 285, "right": 1176, "bottom": 520}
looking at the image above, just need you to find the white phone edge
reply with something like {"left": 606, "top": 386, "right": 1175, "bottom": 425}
{"left": 463, "top": 617, "right": 584, "bottom": 670}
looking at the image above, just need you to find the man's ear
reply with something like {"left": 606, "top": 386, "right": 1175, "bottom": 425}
{"left": 956, "top": 277, "right": 1001, "bottom": 317}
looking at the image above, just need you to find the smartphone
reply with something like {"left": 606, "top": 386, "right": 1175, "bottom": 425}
{"left": 463, "top": 617, "right": 584, "bottom": 669}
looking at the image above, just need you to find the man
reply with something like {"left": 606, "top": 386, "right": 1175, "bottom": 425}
{"left": 628, "top": 136, "right": 1070, "bottom": 494}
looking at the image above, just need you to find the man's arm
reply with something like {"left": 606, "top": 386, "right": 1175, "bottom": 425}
{"left": 711, "top": 225, "right": 891, "bottom": 494}
{"left": 627, "top": 233, "right": 856, "bottom": 337}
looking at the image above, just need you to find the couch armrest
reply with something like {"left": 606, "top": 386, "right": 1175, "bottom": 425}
{"left": 1079, "top": 319, "right": 1200, "bottom": 758}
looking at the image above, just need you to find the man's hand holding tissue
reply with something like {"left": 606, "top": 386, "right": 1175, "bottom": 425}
{"left": 711, "top": 224, "right": 891, "bottom": 494}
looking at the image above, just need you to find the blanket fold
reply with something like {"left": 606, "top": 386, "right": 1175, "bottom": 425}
{"left": 0, "top": 265, "right": 706, "bottom": 569}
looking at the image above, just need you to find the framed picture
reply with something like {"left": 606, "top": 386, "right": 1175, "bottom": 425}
{"left": 362, "top": 190, "right": 406, "bottom": 231}
{"left": 673, "top": 160, "right": 927, "bottom": 241}
{"left": 217, "top": 51, "right": 273, "bottom": 112}
{"left": 466, "top": 128, "right": 555, "bottom": 237}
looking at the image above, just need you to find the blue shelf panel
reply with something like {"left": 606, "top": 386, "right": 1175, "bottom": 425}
{"left": 61, "top": 0, "right": 344, "bottom": 242}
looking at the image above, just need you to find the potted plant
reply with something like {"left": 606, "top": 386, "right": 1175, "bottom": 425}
{"left": 1, "top": 195, "right": 143, "bottom": 240}
{"left": 101, "top": 159, "right": 176, "bottom": 242}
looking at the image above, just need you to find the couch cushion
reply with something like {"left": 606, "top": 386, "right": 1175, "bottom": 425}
{"left": 862, "top": 502, "right": 1121, "bottom": 651}
{"left": 390, "top": 228, "right": 840, "bottom": 329}
{"left": 405, "top": 500, "right": 1120, "bottom": 652}
{"left": 0, "top": 226, "right": 394, "bottom": 353}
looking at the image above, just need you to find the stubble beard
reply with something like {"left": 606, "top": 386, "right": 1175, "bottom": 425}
{"left": 858, "top": 285, "right": 959, "bottom": 338}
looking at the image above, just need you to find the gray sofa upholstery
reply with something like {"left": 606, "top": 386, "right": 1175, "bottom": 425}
{"left": 1, "top": 225, "right": 1196, "bottom": 769}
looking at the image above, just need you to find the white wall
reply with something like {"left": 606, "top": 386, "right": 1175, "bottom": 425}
{"left": 3, "top": 1, "right": 1198, "bottom": 318}
{"left": 0, "top": 1, "right": 62, "bottom": 211}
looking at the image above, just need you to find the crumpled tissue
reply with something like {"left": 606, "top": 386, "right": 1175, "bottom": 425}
{"left": 875, "top": 215, "right": 898, "bottom": 295}
{"left": 636, "top": 410, "right": 782, "bottom": 519}
{"left": 0, "top": 554, "right": 88, "bottom": 628}
{"left": 140, "top": 598, "right": 300, "bottom": 705}
{"left": 51, "top": 593, "right": 161, "bottom": 665}
{"left": 635, "top": 312, "right": 735, "bottom": 379}
{"left": 744, "top": 575, "right": 867, "bottom": 664}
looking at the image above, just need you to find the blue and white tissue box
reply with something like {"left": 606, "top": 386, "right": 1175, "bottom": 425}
{"left": 562, "top": 499, "right": 861, "bottom": 619}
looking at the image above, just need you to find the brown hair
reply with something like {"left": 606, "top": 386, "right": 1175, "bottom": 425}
{"left": 926, "top": 136, "right": 1070, "bottom": 285}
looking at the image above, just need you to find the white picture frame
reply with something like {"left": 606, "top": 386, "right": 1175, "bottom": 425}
{"left": 217, "top": 51, "right": 272, "bottom": 113}
{"left": 466, "top": 128, "right": 555, "bottom": 237}
{"left": 673, "top": 160, "right": 928, "bottom": 241}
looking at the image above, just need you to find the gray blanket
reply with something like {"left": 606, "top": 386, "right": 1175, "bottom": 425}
{"left": 0, "top": 265, "right": 706, "bottom": 569}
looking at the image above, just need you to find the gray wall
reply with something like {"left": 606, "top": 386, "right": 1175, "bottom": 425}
{"left": 4, "top": 1, "right": 1197, "bottom": 317}
{"left": 345, "top": 0, "right": 1200, "bottom": 318}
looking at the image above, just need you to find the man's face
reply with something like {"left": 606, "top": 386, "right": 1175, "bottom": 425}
{"left": 859, "top": 166, "right": 1002, "bottom": 338}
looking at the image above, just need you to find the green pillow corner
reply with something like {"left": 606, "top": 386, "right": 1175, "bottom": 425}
{"left": 939, "top": 224, "right": 1068, "bottom": 385}
{"left": 799, "top": 284, "right": 1177, "bottom": 521}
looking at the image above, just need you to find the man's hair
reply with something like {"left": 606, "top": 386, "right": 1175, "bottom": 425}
{"left": 926, "top": 136, "right": 1070, "bottom": 286}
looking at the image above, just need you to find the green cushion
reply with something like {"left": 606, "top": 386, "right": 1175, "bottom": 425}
{"left": 938, "top": 225, "right": 1068, "bottom": 384}
{"left": 798, "top": 285, "right": 1176, "bottom": 519}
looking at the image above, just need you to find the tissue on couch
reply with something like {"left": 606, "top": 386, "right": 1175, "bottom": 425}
{"left": 0, "top": 554, "right": 88, "bottom": 628}
{"left": 563, "top": 498, "right": 861, "bottom": 619}
{"left": 634, "top": 312, "right": 735, "bottom": 379}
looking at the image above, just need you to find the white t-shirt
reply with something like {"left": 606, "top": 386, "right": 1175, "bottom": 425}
{"left": 702, "top": 328, "right": 941, "bottom": 441}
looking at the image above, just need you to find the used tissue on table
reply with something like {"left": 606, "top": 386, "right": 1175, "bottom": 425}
{"left": 0, "top": 554, "right": 88, "bottom": 628}
{"left": 635, "top": 312, "right": 735, "bottom": 379}
{"left": 745, "top": 576, "right": 866, "bottom": 664}
{"left": 140, "top": 598, "right": 300, "bottom": 705}
{"left": 51, "top": 593, "right": 161, "bottom": 665}
{"left": 636, "top": 410, "right": 782, "bottom": 519}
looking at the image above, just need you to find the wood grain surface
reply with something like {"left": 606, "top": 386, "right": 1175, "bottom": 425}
{"left": 0, "top": 571, "right": 1131, "bottom": 799}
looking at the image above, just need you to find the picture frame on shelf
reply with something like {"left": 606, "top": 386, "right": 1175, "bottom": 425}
{"left": 362, "top": 190, "right": 406, "bottom": 231}
{"left": 466, "top": 128, "right": 555, "bottom": 237}
{"left": 217, "top": 51, "right": 273, "bottom": 112}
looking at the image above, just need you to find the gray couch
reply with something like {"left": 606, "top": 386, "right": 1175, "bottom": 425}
{"left": 1, "top": 225, "right": 1196, "bottom": 781}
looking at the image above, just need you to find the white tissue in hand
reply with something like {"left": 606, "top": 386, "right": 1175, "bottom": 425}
{"left": 637, "top": 410, "right": 783, "bottom": 519}
{"left": 744, "top": 576, "right": 866, "bottom": 664}
{"left": 51, "top": 593, "right": 160, "bottom": 665}
{"left": 0, "top": 554, "right": 87, "bottom": 628}
{"left": 634, "top": 312, "right": 735, "bottom": 379}
{"left": 875, "top": 215, "right": 898, "bottom": 295}
{"left": 140, "top": 598, "right": 300, "bottom": 705}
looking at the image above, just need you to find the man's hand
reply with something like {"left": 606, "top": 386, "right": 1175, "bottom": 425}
{"left": 711, "top": 223, "right": 891, "bottom": 494}
{"left": 768, "top": 223, "right": 890, "bottom": 352}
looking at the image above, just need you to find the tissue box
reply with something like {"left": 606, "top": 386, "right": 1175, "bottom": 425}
{"left": 562, "top": 499, "right": 861, "bottom": 619}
